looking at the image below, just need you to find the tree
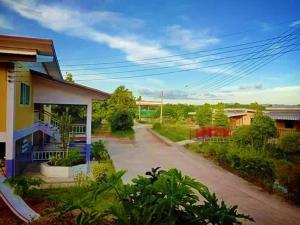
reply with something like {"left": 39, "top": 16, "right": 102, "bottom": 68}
{"left": 213, "top": 103, "right": 229, "bottom": 128}
{"left": 196, "top": 103, "right": 212, "bottom": 127}
{"left": 250, "top": 114, "right": 276, "bottom": 148}
{"left": 65, "top": 72, "right": 74, "bottom": 83}
{"left": 107, "top": 86, "right": 136, "bottom": 131}
{"left": 249, "top": 102, "right": 264, "bottom": 113}
{"left": 59, "top": 109, "right": 71, "bottom": 150}
{"left": 92, "top": 101, "right": 108, "bottom": 131}
{"left": 278, "top": 132, "right": 300, "bottom": 154}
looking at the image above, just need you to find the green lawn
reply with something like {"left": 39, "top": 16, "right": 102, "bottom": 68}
{"left": 111, "top": 129, "right": 135, "bottom": 140}
{"left": 34, "top": 160, "right": 119, "bottom": 213}
{"left": 152, "top": 123, "right": 191, "bottom": 142}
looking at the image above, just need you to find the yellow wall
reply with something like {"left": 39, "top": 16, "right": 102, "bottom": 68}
{"left": 0, "top": 63, "right": 7, "bottom": 132}
{"left": 15, "top": 67, "right": 34, "bottom": 130}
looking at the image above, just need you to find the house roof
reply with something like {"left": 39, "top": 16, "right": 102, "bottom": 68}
{"left": 0, "top": 34, "right": 111, "bottom": 98}
{"left": 0, "top": 34, "right": 63, "bottom": 80}
{"left": 31, "top": 70, "right": 111, "bottom": 98}
{"left": 265, "top": 112, "right": 300, "bottom": 121}
{"left": 224, "top": 108, "right": 255, "bottom": 118}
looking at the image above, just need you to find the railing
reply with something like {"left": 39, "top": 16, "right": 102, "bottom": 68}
{"left": 32, "top": 150, "right": 67, "bottom": 161}
{"left": 34, "top": 110, "right": 60, "bottom": 130}
{"left": 35, "top": 110, "right": 87, "bottom": 137}
{"left": 70, "top": 124, "right": 86, "bottom": 135}
{"left": 277, "top": 128, "right": 299, "bottom": 136}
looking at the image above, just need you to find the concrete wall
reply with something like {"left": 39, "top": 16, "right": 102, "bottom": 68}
{"left": 40, "top": 162, "right": 87, "bottom": 177}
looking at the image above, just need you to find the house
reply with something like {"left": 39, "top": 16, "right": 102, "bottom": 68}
{"left": 0, "top": 35, "right": 110, "bottom": 177}
{"left": 224, "top": 108, "right": 256, "bottom": 129}
{"left": 264, "top": 107, "right": 300, "bottom": 135}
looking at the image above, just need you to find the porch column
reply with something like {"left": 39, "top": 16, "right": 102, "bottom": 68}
{"left": 5, "top": 66, "right": 15, "bottom": 177}
{"left": 86, "top": 101, "right": 92, "bottom": 172}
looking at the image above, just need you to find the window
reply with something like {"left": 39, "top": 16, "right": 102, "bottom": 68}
{"left": 284, "top": 120, "right": 294, "bottom": 129}
{"left": 20, "top": 83, "right": 30, "bottom": 106}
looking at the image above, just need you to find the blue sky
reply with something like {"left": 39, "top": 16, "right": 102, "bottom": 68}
{"left": 1, "top": 0, "right": 300, "bottom": 104}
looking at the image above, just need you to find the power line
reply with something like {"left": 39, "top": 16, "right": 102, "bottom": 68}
{"left": 68, "top": 48, "right": 299, "bottom": 81}
{"left": 204, "top": 41, "right": 300, "bottom": 93}
{"left": 185, "top": 28, "right": 299, "bottom": 89}
{"left": 57, "top": 18, "right": 299, "bottom": 63}
{"left": 200, "top": 36, "right": 300, "bottom": 92}
{"left": 13, "top": 34, "right": 300, "bottom": 77}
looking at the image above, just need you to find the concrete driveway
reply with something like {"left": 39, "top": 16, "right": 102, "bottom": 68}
{"left": 97, "top": 124, "right": 300, "bottom": 225}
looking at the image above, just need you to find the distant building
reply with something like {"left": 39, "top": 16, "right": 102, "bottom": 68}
{"left": 224, "top": 108, "right": 256, "bottom": 129}
{"left": 264, "top": 107, "right": 300, "bottom": 135}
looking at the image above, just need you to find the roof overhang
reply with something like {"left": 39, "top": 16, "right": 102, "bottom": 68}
{"left": 31, "top": 70, "right": 111, "bottom": 101}
{"left": 0, "top": 34, "right": 63, "bottom": 80}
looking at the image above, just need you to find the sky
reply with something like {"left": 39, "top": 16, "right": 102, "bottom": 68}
{"left": 0, "top": 0, "right": 300, "bottom": 105}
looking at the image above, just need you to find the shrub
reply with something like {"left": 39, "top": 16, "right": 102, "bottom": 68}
{"left": 48, "top": 148, "right": 85, "bottom": 167}
{"left": 250, "top": 114, "right": 276, "bottom": 147}
{"left": 91, "top": 163, "right": 109, "bottom": 182}
{"left": 5, "top": 176, "right": 43, "bottom": 196}
{"left": 152, "top": 122, "right": 162, "bottom": 130}
{"left": 238, "top": 153, "right": 275, "bottom": 185}
{"left": 106, "top": 168, "right": 253, "bottom": 225}
{"left": 278, "top": 132, "right": 300, "bottom": 154}
{"left": 286, "top": 169, "right": 300, "bottom": 204}
{"left": 231, "top": 126, "right": 252, "bottom": 147}
{"left": 109, "top": 109, "right": 134, "bottom": 131}
{"left": 91, "top": 140, "right": 110, "bottom": 161}
{"left": 74, "top": 172, "right": 92, "bottom": 187}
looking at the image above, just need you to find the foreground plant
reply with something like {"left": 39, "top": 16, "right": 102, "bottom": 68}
{"left": 59, "top": 168, "right": 253, "bottom": 225}
{"left": 5, "top": 176, "right": 43, "bottom": 196}
{"left": 107, "top": 167, "right": 253, "bottom": 225}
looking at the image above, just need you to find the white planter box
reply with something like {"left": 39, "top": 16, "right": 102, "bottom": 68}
{"left": 40, "top": 162, "right": 87, "bottom": 178}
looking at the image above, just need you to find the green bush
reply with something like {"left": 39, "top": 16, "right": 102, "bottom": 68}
{"left": 286, "top": 169, "right": 300, "bottom": 204}
{"left": 238, "top": 154, "right": 275, "bottom": 184}
{"left": 231, "top": 126, "right": 252, "bottom": 147}
{"left": 152, "top": 122, "right": 162, "bottom": 130}
{"left": 109, "top": 109, "right": 134, "bottom": 131}
{"left": 91, "top": 163, "right": 109, "bottom": 182}
{"left": 105, "top": 168, "right": 253, "bottom": 225}
{"left": 5, "top": 176, "right": 43, "bottom": 196}
{"left": 278, "top": 132, "right": 300, "bottom": 154}
{"left": 48, "top": 148, "right": 85, "bottom": 167}
{"left": 91, "top": 140, "right": 110, "bottom": 161}
{"left": 250, "top": 114, "right": 276, "bottom": 147}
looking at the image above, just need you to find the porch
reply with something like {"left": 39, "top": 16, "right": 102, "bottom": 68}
{"left": 11, "top": 73, "right": 110, "bottom": 176}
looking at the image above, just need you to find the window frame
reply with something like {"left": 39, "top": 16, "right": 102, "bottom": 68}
{"left": 20, "top": 82, "right": 31, "bottom": 106}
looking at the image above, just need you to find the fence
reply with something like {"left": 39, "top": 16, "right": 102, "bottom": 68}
{"left": 32, "top": 150, "right": 67, "bottom": 161}
{"left": 191, "top": 127, "right": 231, "bottom": 140}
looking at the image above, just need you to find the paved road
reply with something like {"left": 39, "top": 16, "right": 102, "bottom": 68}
{"left": 98, "top": 124, "right": 300, "bottom": 225}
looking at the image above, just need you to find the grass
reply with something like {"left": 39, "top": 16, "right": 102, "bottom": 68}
{"left": 152, "top": 123, "right": 191, "bottom": 142}
{"left": 32, "top": 160, "right": 119, "bottom": 213}
{"left": 185, "top": 142, "right": 300, "bottom": 196}
{"left": 111, "top": 129, "right": 135, "bottom": 140}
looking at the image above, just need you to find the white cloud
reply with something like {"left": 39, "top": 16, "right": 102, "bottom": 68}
{"left": 137, "top": 85, "right": 300, "bottom": 105}
{"left": 164, "top": 24, "right": 220, "bottom": 51}
{"left": 290, "top": 20, "right": 300, "bottom": 27}
{"left": 2, "top": 0, "right": 224, "bottom": 76}
{"left": 0, "top": 15, "right": 13, "bottom": 29}
{"left": 214, "top": 85, "right": 300, "bottom": 104}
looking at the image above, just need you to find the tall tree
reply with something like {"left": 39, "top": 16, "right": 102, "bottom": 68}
{"left": 196, "top": 103, "right": 212, "bottom": 127}
{"left": 107, "top": 86, "right": 136, "bottom": 131}
{"left": 250, "top": 114, "right": 276, "bottom": 148}
{"left": 65, "top": 72, "right": 74, "bottom": 83}
{"left": 107, "top": 86, "right": 136, "bottom": 116}
{"left": 213, "top": 103, "right": 229, "bottom": 128}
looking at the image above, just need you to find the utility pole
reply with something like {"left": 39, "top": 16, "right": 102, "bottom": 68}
{"left": 160, "top": 91, "right": 163, "bottom": 124}
{"left": 138, "top": 103, "right": 141, "bottom": 121}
